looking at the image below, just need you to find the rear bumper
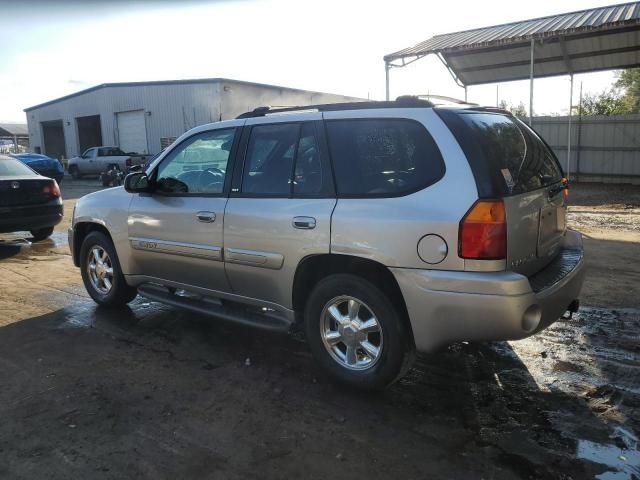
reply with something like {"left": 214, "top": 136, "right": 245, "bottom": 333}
{"left": 0, "top": 201, "right": 63, "bottom": 233}
{"left": 391, "top": 229, "right": 586, "bottom": 352}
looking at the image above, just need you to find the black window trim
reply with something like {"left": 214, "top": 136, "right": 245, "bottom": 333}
{"left": 231, "top": 120, "right": 336, "bottom": 199}
{"left": 323, "top": 117, "right": 446, "bottom": 199}
{"left": 147, "top": 126, "right": 240, "bottom": 198}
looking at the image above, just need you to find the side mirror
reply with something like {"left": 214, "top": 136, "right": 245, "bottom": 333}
{"left": 124, "top": 172, "right": 151, "bottom": 193}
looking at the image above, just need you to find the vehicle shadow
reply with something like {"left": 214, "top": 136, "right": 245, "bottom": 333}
{"left": 0, "top": 240, "right": 23, "bottom": 260}
{"left": 0, "top": 299, "right": 617, "bottom": 480}
{"left": 0, "top": 236, "right": 62, "bottom": 260}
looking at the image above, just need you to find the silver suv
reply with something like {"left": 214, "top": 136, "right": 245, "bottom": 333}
{"left": 69, "top": 98, "right": 585, "bottom": 389}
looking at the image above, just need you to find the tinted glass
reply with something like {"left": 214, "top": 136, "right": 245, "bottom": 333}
{"left": 99, "top": 147, "right": 125, "bottom": 156}
{"left": 155, "top": 128, "right": 235, "bottom": 194}
{"left": 242, "top": 123, "right": 298, "bottom": 195}
{"left": 435, "top": 110, "right": 563, "bottom": 196}
{"left": 293, "top": 123, "right": 324, "bottom": 195}
{"left": 326, "top": 119, "right": 445, "bottom": 196}
{"left": 0, "top": 158, "right": 36, "bottom": 176}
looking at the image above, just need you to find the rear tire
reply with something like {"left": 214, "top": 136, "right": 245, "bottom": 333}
{"left": 80, "top": 231, "right": 137, "bottom": 307}
{"left": 30, "top": 226, "right": 54, "bottom": 242}
{"left": 69, "top": 165, "right": 81, "bottom": 180}
{"left": 304, "top": 274, "right": 413, "bottom": 389}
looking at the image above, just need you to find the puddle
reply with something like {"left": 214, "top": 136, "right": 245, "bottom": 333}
{"left": 0, "top": 230, "right": 68, "bottom": 259}
{"left": 60, "top": 315, "right": 95, "bottom": 329}
{"left": 577, "top": 427, "right": 640, "bottom": 479}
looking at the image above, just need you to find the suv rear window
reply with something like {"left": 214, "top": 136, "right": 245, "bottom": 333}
{"left": 436, "top": 109, "right": 563, "bottom": 197}
{"left": 325, "top": 119, "right": 445, "bottom": 197}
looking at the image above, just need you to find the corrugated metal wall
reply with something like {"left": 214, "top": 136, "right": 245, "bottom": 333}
{"left": 25, "top": 80, "right": 362, "bottom": 158}
{"left": 532, "top": 114, "right": 640, "bottom": 185}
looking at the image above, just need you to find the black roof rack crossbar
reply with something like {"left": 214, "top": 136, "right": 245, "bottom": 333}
{"left": 235, "top": 96, "right": 436, "bottom": 119}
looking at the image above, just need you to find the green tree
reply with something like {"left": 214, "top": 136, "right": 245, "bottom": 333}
{"left": 615, "top": 68, "right": 640, "bottom": 113}
{"left": 577, "top": 89, "right": 628, "bottom": 116}
{"left": 499, "top": 100, "right": 528, "bottom": 117}
{"left": 577, "top": 68, "right": 640, "bottom": 116}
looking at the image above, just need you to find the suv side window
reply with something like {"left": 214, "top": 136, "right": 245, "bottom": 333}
{"left": 325, "top": 119, "right": 445, "bottom": 197}
{"left": 241, "top": 122, "right": 333, "bottom": 197}
{"left": 83, "top": 148, "right": 95, "bottom": 159}
{"left": 154, "top": 128, "right": 236, "bottom": 195}
{"left": 293, "top": 122, "right": 329, "bottom": 195}
{"left": 98, "top": 147, "right": 108, "bottom": 157}
{"left": 242, "top": 123, "right": 298, "bottom": 195}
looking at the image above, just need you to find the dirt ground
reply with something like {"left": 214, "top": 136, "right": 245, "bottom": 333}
{"left": 0, "top": 179, "right": 638, "bottom": 479}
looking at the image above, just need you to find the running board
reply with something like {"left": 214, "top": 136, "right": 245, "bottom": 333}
{"left": 137, "top": 283, "right": 293, "bottom": 333}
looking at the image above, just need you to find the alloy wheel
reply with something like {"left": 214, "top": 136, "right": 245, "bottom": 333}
{"left": 320, "top": 295, "right": 383, "bottom": 371}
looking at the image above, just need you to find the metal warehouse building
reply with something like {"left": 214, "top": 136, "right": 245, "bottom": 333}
{"left": 24, "top": 78, "right": 363, "bottom": 160}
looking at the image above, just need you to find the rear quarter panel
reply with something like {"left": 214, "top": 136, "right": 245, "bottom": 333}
{"left": 327, "top": 108, "right": 478, "bottom": 270}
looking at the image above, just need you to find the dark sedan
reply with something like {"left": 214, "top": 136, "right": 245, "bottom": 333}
{"left": 0, "top": 155, "right": 63, "bottom": 241}
{"left": 10, "top": 153, "right": 65, "bottom": 184}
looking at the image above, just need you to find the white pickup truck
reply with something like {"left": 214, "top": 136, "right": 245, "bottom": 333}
{"left": 67, "top": 146, "right": 146, "bottom": 181}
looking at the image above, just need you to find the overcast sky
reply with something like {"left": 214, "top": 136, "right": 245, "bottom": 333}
{"left": 0, "top": 0, "right": 620, "bottom": 122}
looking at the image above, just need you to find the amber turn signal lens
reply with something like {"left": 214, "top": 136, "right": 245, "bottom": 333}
{"left": 459, "top": 200, "right": 507, "bottom": 260}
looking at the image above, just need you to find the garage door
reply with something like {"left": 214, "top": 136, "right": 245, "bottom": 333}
{"left": 116, "top": 110, "right": 147, "bottom": 154}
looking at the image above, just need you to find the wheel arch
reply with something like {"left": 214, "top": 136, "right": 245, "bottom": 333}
{"left": 73, "top": 222, "right": 113, "bottom": 267}
{"left": 292, "top": 254, "right": 415, "bottom": 348}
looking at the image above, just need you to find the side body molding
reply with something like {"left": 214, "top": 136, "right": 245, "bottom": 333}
{"left": 129, "top": 237, "right": 223, "bottom": 261}
{"left": 224, "top": 247, "right": 284, "bottom": 269}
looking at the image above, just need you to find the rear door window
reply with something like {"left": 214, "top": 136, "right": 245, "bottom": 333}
{"left": 240, "top": 122, "right": 333, "bottom": 197}
{"left": 435, "top": 109, "right": 563, "bottom": 196}
{"left": 242, "top": 123, "right": 299, "bottom": 195}
{"left": 325, "top": 119, "right": 445, "bottom": 197}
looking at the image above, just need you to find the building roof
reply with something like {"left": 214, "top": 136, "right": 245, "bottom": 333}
{"left": 24, "top": 78, "right": 358, "bottom": 112}
{"left": 0, "top": 123, "right": 28, "bottom": 136}
{"left": 384, "top": 2, "right": 640, "bottom": 85}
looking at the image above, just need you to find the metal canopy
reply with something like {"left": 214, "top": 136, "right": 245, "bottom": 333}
{"left": 384, "top": 2, "right": 640, "bottom": 86}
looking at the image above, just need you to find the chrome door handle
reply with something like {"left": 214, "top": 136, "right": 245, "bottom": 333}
{"left": 292, "top": 216, "right": 316, "bottom": 229}
{"left": 196, "top": 211, "right": 216, "bottom": 223}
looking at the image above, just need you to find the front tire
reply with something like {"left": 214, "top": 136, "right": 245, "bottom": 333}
{"left": 80, "top": 231, "right": 137, "bottom": 307}
{"left": 30, "top": 226, "right": 54, "bottom": 242}
{"left": 304, "top": 274, "right": 413, "bottom": 389}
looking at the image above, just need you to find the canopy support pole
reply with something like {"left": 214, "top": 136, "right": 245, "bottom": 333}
{"left": 385, "top": 61, "right": 391, "bottom": 101}
{"left": 529, "top": 38, "right": 535, "bottom": 125}
{"left": 567, "top": 74, "right": 574, "bottom": 178}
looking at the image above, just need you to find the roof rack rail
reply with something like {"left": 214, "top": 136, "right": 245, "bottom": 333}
{"left": 408, "top": 94, "right": 476, "bottom": 105}
{"left": 235, "top": 96, "right": 435, "bottom": 119}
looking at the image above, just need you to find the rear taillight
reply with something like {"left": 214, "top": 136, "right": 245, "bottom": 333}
{"left": 43, "top": 180, "right": 61, "bottom": 198}
{"left": 459, "top": 200, "right": 506, "bottom": 260}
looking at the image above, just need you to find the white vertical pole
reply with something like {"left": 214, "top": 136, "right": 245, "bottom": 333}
{"left": 385, "top": 62, "right": 390, "bottom": 101}
{"left": 464, "top": 86, "right": 468, "bottom": 103}
{"left": 496, "top": 84, "right": 499, "bottom": 107}
{"left": 567, "top": 74, "right": 574, "bottom": 178}
{"left": 529, "top": 38, "right": 535, "bottom": 125}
